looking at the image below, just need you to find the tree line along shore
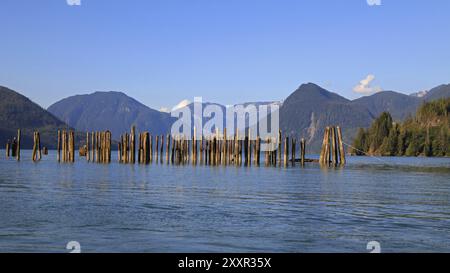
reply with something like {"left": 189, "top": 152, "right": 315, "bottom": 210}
{"left": 352, "top": 98, "right": 450, "bottom": 157}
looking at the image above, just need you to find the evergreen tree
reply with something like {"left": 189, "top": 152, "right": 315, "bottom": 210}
{"left": 352, "top": 128, "right": 367, "bottom": 155}
{"left": 352, "top": 98, "right": 450, "bottom": 157}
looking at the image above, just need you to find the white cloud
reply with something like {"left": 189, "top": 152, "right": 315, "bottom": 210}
{"left": 353, "top": 74, "right": 383, "bottom": 95}
{"left": 159, "top": 99, "right": 191, "bottom": 113}
{"left": 172, "top": 99, "right": 191, "bottom": 111}
{"left": 159, "top": 107, "right": 170, "bottom": 113}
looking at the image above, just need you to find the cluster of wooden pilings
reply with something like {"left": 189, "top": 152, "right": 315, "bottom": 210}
{"left": 4, "top": 126, "right": 346, "bottom": 167}
{"left": 32, "top": 131, "right": 42, "bottom": 162}
{"left": 85, "top": 131, "right": 112, "bottom": 163}
{"left": 115, "top": 127, "right": 310, "bottom": 167}
{"left": 4, "top": 129, "right": 21, "bottom": 161}
{"left": 264, "top": 133, "right": 307, "bottom": 167}
{"left": 118, "top": 126, "right": 137, "bottom": 164}
{"left": 319, "top": 126, "right": 346, "bottom": 165}
{"left": 57, "top": 130, "right": 75, "bottom": 163}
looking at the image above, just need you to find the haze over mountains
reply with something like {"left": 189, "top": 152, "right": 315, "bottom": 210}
{"left": 1, "top": 83, "right": 449, "bottom": 151}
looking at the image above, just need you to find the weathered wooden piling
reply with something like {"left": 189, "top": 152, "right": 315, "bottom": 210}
{"left": 91, "top": 131, "right": 95, "bottom": 162}
{"left": 130, "top": 126, "right": 136, "bottom": 164}
{"left": 16, "top": 129, "right": 21, "bottom": 161}
{"left": 144, "top": 132, "right": 150, "bottom": 164}
{"left": 166, "top": 134, "right": 170, "bottom": 164}
{"left": 155, "top": 135, "right": 159, "bottom": 163}
{"left": 319, "top": 127, "right": 329, "bottom": 164}
{"left": 160, "top": 135, "right": 164, "bottom": 163}
{"left": 319, "top": 126, "right": 345, "bottom": 166}
{"left": 86, "top": 132, "right": 90, "bottom": 161}
{"left": 337, "top": 126, "right": 346, "bottom": 165}
{"left": 331, "top": 126, "right": 337, "bottom": 165}
{"left": 278, "top": 130, "right": 282, "bottom": 167}
{"left": 300, "top": 138, "right": 306, "bottom": 166}
{"left": 291, "top": 138, "right": 296, "bottom": 166}
{"left": 70, "top": 131, "right": 75, "bottom": 162}
{"left": 5, "top": 140, "right": 10, "bottom": 157}
{"left": 31, "top": 131, "right": 42, "bottom": 162}
{"left": 57, "top": 130, "right": 61, "bottom": 162}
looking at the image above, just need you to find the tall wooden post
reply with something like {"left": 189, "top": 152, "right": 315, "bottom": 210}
{"left": 291, "top": 138, "right": 296, "bottom": 166}
{"left": 155, "top": 135, "right": 159, "bottom": 163}
{"left": 331, "top": 126, "right": 338, "bottom": 165}
{"left": 256, "top": 136, "right": 261, "bottom": 166}
{"left": 16, "top": 129, "right": 21, "bottom": 161}
{"left": 56, "top": 130, "right": 61, "bottom": 162}
{"left": 130, "top": 126, "right": 136, "bottom": 164}
{"left": 5, "top": 141, "right": 10, "bottom": 157}
{"left": 301, "top": 138, "right": 306, "bottom": 166}
{"left": 284, "top": 137, "right": 289, "bottom": 167}
{"left": 319, "top": 128, "right": 326, "bottom": 164}
{"left": 160, "top": 135, "right": 164, "bottom": 163}
{"left": 337, "top": 126, "right": 346, "bottom": 165}
{"left": 86, "top": 132, "right": 90, "bottom": 162}
{"left": 71, "top": 131, "right": 75, "bottom": 162}
{"left": 37, "top": 132, "right": 42, "bottom": 160}
{"left": 32, "top": 132, "right": 37, "bottom": 161}
{"left": 278, "top": 130, "right": 282, "bottom": 166}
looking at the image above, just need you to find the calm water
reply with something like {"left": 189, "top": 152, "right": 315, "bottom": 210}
{"left": 0, "top": 150, "right": 449, "bottom": 253}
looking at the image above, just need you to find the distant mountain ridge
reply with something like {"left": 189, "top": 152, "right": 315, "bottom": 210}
{"left": 352, "top": 91, "right": 421, "bottom": 120}
{"left": 0, "top": 86, "right": 73, "bottom": 149}
{"left": 279, "top": 83, "right": 374, "bottom": 151}
{"left": 47, "top": 91, "right": 174, "bottom": 139}
{"left": 279, "top": 83, "right": 450, "bottom": 151}
{"left": 2, "top": 82, "right": 449, "bottom": 152}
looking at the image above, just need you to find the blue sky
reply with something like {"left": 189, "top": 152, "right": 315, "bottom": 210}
{"left": 1, "top": 0, "right": 449, "bottom": 110}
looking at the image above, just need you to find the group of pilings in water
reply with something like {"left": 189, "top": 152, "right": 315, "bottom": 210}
{"left": 115, "top": 127, "right": 309, "bottom": 167}
{"left": 319, "top": 126, "right": 346, "bottom": 166}
{"left": 4, "top": 126, "right": 346, "bottom": 167}
{"left": 57, "top": 130, "right": 76, "bottom": 163}
{"left": 5, "top": 129, "right": 21, "bottom": 161}
{"left": 82, "top": 131, "right": 112, "bottom": 163}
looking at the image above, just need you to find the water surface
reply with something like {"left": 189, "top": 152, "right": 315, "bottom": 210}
{"left": 1, "top": 150, "right": 449, "bottom": 252}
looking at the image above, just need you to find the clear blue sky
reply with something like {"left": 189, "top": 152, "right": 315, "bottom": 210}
{"left": 1, "top": 0, "right": 449, "bottom": 110}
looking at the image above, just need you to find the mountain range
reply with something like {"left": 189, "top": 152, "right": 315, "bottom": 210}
{"left": 0, "top": 86, "right": 75, "bottom": 149}
{"left": 1, "top": 83, "right": 449, "bottom": 151}
{"left": 47, "top": 91, "right": 174, "bottom": 139}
